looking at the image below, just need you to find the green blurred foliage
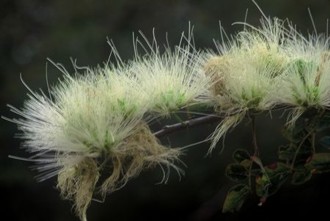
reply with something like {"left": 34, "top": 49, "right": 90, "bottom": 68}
{"left": 1, "top": 0, "right": 330, "bottom": 221}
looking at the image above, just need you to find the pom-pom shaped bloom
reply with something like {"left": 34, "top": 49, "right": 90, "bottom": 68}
{"left": 208, "top": 18, "right": 288, "bottom": 112}
{"left": 205, "top": 18, "right": 289, "bottom": 151}
{"left": 127, "top": 35, "right": 212, "bottom": 115}
{"left": 276, "top": 37, "right": 330, "bottom": 121}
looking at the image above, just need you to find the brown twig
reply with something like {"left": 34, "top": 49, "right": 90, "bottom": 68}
{"left": 153, "top": 104, "right": 293, "bottom": 138}
{"left": 153, "top": 115, "right": 220, "bottom": 138}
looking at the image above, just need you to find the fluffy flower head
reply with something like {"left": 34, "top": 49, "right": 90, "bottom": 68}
{"left": 127, "top": 33, "right": 212, "bottom": 115}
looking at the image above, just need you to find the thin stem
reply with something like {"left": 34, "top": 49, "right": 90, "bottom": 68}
{"left": 290, "top": 130, "right": 313, "bottom": 171}
{"left": 153, "top": 115, "right": 220, "bottom": 138}
{"left": 248, "top": 161, "right": 253, "bottom": 190}
{"left": 153, "top": 104, "right": 293, "bottom": 139}
{"left": 311, "top": 132, "right": 316, "bottom": 154}
{"left": 251, "top": 115, "right": 259, "bottom": 156}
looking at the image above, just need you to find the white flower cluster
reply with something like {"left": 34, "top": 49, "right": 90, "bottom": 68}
{"left": 4, "top": 15, "right": 330, "bottom": 221}
{"left": 206, "top": 17, "right": 330, "bottom": 151}
{"left": 4, "top": 34, "right": 211, "bottom": 221}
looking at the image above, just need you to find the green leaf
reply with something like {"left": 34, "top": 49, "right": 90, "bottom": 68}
{"left": 255, "top": 174, "right": 271, "bottom": 198}
{"left": 292, "top": 168, "right": 312, "bottom": 185}
{"left": 225, "top": 163, "right": 248, "bottom": 182}
{"left": 279, "top": 144, "right": 313, "bottom": 167}
{"left": 233, "top": 149, "right": 250, "bottom": 163}
{"left": 279, "top": 145, "right": 295, "bottom": 162}
{"left": 306, "top": 153, "right": 330, "bottom": 173}
{"left": 294, "top": 144, "right": 314, "bottom": 167}
{"left": 222, "top": 184, "right": 250, "bottom": 213}
{"left": 240, "top": 159, "right": 253, "bottom": 170}
{"left": 256, "top": 163, "right": 290, "bottom": 197}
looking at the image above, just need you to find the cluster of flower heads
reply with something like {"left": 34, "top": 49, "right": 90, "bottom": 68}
{"left": 4, "top": 15, "right": 330, "bottom": 221}
{"left": 205, "top": 17, "right": 330, "bottom": 151}
{"left": 5, "top": 33, "right": 211, "bottom": 221}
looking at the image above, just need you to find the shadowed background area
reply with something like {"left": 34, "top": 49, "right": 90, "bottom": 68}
{"left": 1, "top": 0, "right": 330, "bottom": 221}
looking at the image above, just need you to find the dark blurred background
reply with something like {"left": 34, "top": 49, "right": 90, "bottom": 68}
{"left": 1, "top": 0, "right": 330, "bottom": 221}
